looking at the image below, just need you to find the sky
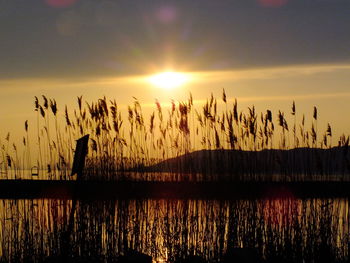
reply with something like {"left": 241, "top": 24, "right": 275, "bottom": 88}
{"left": 1, "top": 0, "right": 350, "bottom": 145}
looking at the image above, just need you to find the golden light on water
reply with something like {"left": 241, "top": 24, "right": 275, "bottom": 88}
{"left": 148, "top": 71, "right": 190, "bottom": 89}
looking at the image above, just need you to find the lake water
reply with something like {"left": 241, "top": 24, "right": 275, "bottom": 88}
{"left": 0, "top": 197, "right": 348, "bottom": 262}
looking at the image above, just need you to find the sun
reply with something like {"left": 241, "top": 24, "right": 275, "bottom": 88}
{"left": 148, "top": 71, "right": 189, "bottom": 89}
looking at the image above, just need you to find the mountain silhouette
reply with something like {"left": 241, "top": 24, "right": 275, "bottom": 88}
{"left": 143, "top": 147, "right": 350, "bottom": 181}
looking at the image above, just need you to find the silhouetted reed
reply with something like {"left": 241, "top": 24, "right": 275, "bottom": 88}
{"left": 0, "top": 198, "right": 347, "bottom": 262}
{"left": 0, "top": 95, "right": 349, "bottom": 263}
{"left": 0, "top": 95, "right": 349, "bottom": 181}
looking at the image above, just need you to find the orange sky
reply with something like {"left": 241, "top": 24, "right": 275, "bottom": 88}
{"left": 1, "top": 0, "right": 350, "bottom": 151}
{"left": 1, "top": 63, "right": 350, "bottom": 148}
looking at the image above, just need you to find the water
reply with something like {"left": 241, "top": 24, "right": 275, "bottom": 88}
{"left": 0, "top": 197, "right": 348, "bottom": 262}
{"left": 2, "top": 168, "right": 350, "bottom": 182}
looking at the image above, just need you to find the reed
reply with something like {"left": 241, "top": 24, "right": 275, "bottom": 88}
{"left": 0, "top": 198, "right": 347, "bottom": 262}
{"left": 0, "top": 95, "right": 349, "bottom": 262}
{"left": 0, "top": 94, "right": 349, "bottom": 181}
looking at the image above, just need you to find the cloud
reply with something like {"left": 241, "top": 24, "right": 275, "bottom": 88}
{"left": 189, "top": 63, "right": 350, "bottom": 83}
{"left": 231, "top": 92, "right": 350, "bottom": 103}
{"left": 1, "top": 1, "right": 350, "bottom": 79}
{"left": 1, "top": 62, "right": 350, "bottom": 94}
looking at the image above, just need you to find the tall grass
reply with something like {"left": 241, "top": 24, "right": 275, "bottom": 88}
{"left": 0, "top": 94, "right": 348, "bottom": 262}
{"left": 0, "top": 94, "right": 349, "bottom": 181}
{"left": 0, "top": 198, "right": 347, "bottom": 262}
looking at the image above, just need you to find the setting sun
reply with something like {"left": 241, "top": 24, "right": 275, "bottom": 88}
{"left": 148, "top": 71, "right": 189, "bottom": 89}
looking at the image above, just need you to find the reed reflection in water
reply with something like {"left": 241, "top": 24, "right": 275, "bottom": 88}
{"left": 0, "top": 198, "right": 348, "bottom": 262}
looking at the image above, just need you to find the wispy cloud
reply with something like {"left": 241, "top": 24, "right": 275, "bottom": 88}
{"left": 190, "top": 63, "right": 350, "bottom": 83}
{"left": 228, "top": 92, "right": 350, "bottom": 103}
{"left": 1, "top": 62, "right": 350, "bottom": 95}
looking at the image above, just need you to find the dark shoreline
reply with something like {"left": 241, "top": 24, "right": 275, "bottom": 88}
{"left": 0, "top": 180, "right": 349, "bottom": 199}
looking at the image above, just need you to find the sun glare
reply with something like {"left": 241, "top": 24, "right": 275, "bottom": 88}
{"left": 148, "top": 71, "right": 189, "bottom": 89}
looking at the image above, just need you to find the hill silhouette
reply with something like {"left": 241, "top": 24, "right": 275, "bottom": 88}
{"left": 144, "top": 147, "right": 350, "bottom": 181}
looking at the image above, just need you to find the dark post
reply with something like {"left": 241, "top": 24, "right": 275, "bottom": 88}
{"left": 71, "top": 134, "right": 89, "bottom": 179}
{"left": 62, "top": 135, "right": 89, "bottom": 259}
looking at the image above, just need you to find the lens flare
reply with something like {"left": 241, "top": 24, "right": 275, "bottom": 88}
{"left": 258, "top": 0, "right": 288, "bottom": 8}
{"left": 156, "top": 6, "right": 177, "bottom": 24}
{"left": 45, "top": 0, "right": 78, "bottom": 8}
